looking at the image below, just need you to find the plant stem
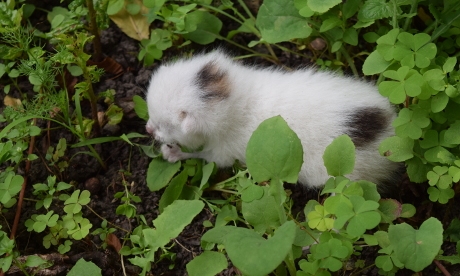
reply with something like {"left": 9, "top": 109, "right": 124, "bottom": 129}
{"left": 340, "top": 47, "right": 359, "bottom": 77}
{"left": 81, "top": 67, "right": 101, "bottom": 137}
{"left": 391, "top": 0, "right": 398, "bottom": 29}
{"left": 10, "top": 118, "right": 37, "bottom": 240}
{"left": 85, "top": 205, "right": 130, "bottom": 233}
{"left": 86, "top": 0, "right": 102, "bottom": 61}
{"left": 403, "top": 0, "right": 418, "bottom": 31}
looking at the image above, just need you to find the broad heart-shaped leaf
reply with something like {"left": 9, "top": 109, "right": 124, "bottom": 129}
{"left": 256, "top": 0, "right": 312, "bottom": 43}
{"left": 67, "top": 258, "right": 101, "bottom": 276}
{"left": 224, "top": 221, "right": 296, "bottom": 276}
{"left": 145, "top": 200, "right": 204, "bottom": 250}
{"left": 246, "top": 116, "right": 303, "bottom": 184}
{"left": 186, "top": 251, "right": 228, "bottom": 276}
{"left": 445, "top": 121, "right": 460, "bottom": 144}
{"left": 146, "top": 158, "right": 181, "bottom": 191}
{"left": 379, "top": 136, "right": 414, "bottom": 162}
{"left": 307, "top": 0, "right": 341, "bottom": 13}
{"left": 183, "top": 10, "right": 222, "bottom": 45}
{"left": 388, "top": 217, "right": 443, "bottom": 272}
{"left": 323, "top": 135, "right": 355, "bottom": 177}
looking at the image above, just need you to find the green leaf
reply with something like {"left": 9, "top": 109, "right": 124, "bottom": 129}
{"left": 24, "top": 255, "right": 47, "bottom": 268}
{"left": 183, "top": 11, "right": 222, "bottom": 45}
{"left": 392, "top": 108, "right": 430, "bottom": 139}
{"left": 445, "top": 121, "right": 460, "bottom": 144}
{"left": 256, "top": 0, "right": 312, "bottom": 43}
{"left": 378, "top": 199, "right": 402, "bottom": 223}
{"left": 307, "top": 0, "right": 341, "bottom": 13}
{"left": 307, "top": 204, "right": 334, "bottom": 231}
{"left": 358, "top": 0, "right": 392, "bottom": 21}
{"left": 376, "top": 28, "right": 400, "bottom": 61}
{"left": 431, "top": 92, "right": 449, "bottom": 113}
{"left": 240, "top": 182, "right": 264, "bottom": 203}
{"left": 363, "top": 50, "right": 392, "bottom": 75}
{"left": 224, "top": 221, "right": 296, "bottom": 275}
{"left": 107, "top": 0, "right": 124, "bottom": 15}
{"left": 342, "top": 0, "right": 360, "bottom": 19}
{"left": 343, "top": 28, "right": 358, "bottom": 46}
{"left": 427, "top": 186, "right": 455, "bottom": 204}
{"left": 389, "top": 217, "right": 443, "bottom": 271}
{"left": 67, "top": 65, "right": 83, "bottom": 77}
{"left": 146, "top": 158, "right": 181, "bottom": 191}
{"left": 323, "top": 135, "right": 355, "bottom": 177}
{"left": 242, "top": 186, "right": 280, "bottom": 233}
{"left": 246, "top": 116, "right": 303, "bottom": 183}
{"left": 379, "top": 136, "right": 414, "bottom": 162}
{"left": 319, "top": 18, "right": 341, "bottom": 32}
{"left": 158, "top": 169, "right": 188, "bottom": 213}
{"left": 215, "top": 205, "right": 239, "bottom": 227}
{"left": 0, "top": 173, "right": 23, "bottom": 205}
{"left": 67, "top": 258, "right": 102, "bottom": 276}
{"left": 186, "top": 251, "right": 227, "bottom": 276}
{"left": 145, "top": 200, "right": 204, "bottom": 250}
{"left": 443, "top": 57, "right": 457, "bottom": 73}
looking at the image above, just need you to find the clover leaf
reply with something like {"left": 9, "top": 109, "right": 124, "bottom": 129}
{"left": 64, "top": 190, "right": 91, "bottom": 214}
{"left": 307, "top": 204, "right": 334, "bottom": 231}
{"left": 427, "top": 186, "right": 455, "bottom": 204}
{"left": 393, "top": 32, "right": 436, "bottom": 68}
{"left": 379, "top": 66, "right": 424, "bottom": 103}
{"left": 427, "top": 166, "right": 452, "bottom": 189}
{"left": 392, "top": 108, "right": 430, "bottom": 139}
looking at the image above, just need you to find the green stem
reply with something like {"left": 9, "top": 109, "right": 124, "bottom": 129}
{"left": 284, "top": 254, "right": 297, "bottom": 276}
{"left": 340, "top": 47, "right": 359, "bottom": 77}
{"left": 81, "top": 67, "right": 101, "bottom": 137}
{"left": 214, "top": 34, "right": 276, "bottom": 61}
{"left": 391, "top": 0, "right": 398, "bottom": 29}
{"left": 236, "top": 0, "right": 256, "bottom": 22}
{"left": 85, "top": 205, "right": 129, "bottom": 233}
{"left": 403, "top": 0, "right": 418, "bottom": 31}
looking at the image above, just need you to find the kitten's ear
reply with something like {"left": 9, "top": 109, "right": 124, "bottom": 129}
{"left": 180, "top": 112, "right": 198, "bottom": 134}
{"left": 195, "top": 61, "right": 230, "bottom": 101}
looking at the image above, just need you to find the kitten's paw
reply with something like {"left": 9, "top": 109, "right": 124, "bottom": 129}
{"left": 161, "top": 144, "right": 185, "bottom": 163}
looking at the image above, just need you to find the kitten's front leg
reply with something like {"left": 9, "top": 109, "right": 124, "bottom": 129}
{"left": 161, "top": 144, "right": 199, "bottom": 163}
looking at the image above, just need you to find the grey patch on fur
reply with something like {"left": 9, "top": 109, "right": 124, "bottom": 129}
{"left": 345, "top": 107, "right": 389, "bottom": 148}
{"left": 195, "top": 61, "right": 230, "bottom": 101}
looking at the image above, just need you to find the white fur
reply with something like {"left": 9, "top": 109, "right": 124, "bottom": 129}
{"left": 146, "top": 51, "right": 400, "bottom": 187}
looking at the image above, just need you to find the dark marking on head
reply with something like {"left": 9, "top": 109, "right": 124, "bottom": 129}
{"left": 179, "top": 111, "right": 187, "bottom": 120}
{"left": 345, "top": 107, "right": 390, "bottom": 148}
{"left": 195, "top": 61, "right": 230, "bottom": 101}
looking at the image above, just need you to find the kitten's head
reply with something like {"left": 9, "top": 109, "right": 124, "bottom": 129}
{"left": 146, "top": 51, "right": 233, "bottom": 149}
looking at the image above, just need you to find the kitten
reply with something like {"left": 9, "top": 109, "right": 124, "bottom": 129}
{"left": 145, "top": 50, "right": 401, "bottom": 188}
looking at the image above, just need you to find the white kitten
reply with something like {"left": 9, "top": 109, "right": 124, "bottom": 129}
{"left": 145, "top": 51, "right": 401, "bottom": 188}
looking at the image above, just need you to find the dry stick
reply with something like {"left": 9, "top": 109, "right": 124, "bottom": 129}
{"left": 434, "top": 260, "right": 452, "bottom": 276}
{"left": 10, "top": 118, "right": 37, "bottom": 240}
{"left": 0, "top": 120, "right": 38, "bottom": 276}
{"left": 86, "top": 0, "right": 102, "bottom": 62}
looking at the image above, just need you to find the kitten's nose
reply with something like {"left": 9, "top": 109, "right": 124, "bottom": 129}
{"left": 146, "top": 125, "right": 154, "bottom": 135}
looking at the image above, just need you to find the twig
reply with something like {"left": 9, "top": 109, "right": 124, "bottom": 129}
{"left": 85, "top": 204, "right": 130, "bottom": 233}
{"left": 434, "top": 260, "right": 452, "bottom": 276}
{"left": 174, "top": 239, "right": 192, "bottom": 253}
{"left": 10, "top": 118, "right": 37, "bottom": 240}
